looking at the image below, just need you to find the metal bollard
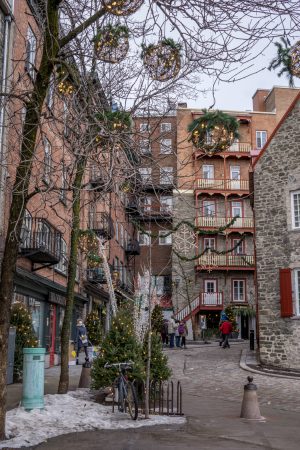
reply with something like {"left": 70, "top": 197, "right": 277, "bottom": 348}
{"left": 250, "top": 329, "right": 255, "bottom": 351}
{"left": 240, "top": 376, "right": 263, "bottom": 420}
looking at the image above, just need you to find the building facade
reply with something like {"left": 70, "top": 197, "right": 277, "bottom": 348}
{"left": 173, "top": 87, "right": 300, "bottom": 338}
{"left": 254, "top": 92, "right": 300, "bottom": 369}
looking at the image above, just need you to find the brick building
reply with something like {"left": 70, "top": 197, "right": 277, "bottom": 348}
{"left": 173, "top": 87, "right": 300, "bottom": 338}
{"left": 254, "top": 92, "right": 300, "bottom": 369}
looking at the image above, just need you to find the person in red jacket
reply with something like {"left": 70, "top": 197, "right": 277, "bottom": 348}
{"left": 219, "top": 320, "right": 232, "bottom": 349}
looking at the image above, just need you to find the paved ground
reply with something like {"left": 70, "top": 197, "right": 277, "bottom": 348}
{"left": 8, "top": 342, "right": 300, "bottom": 449}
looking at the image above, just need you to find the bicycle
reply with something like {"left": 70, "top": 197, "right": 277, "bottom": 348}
{"left": 104, "top": 361, "right": 138, "bottom": 420}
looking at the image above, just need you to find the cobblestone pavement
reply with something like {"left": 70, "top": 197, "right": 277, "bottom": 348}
{"left": 166, "top": 342, "right": 300, "bottom": 413}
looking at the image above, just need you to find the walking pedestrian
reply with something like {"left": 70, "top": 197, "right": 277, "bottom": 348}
{"left": 75, "top": 318, "right": 89, "bottom": 364}
{"left": 175, "top": 320, "right": 181, "bottom": 348}
{"left": 178, "top": 320, "right": 188, "bottom": 349}
{"left": 219, "top": 319, "right": 232, "bottom": 349}
{"left": 161, "top": 319, "right": 169, "bottom": 346}
{"left": 168, "top": 315, "right": 176, "bottom": 348}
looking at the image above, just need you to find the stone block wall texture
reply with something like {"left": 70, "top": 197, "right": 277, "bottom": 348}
{"left": 254, "top": 97, "right": 300, "bottom": 369}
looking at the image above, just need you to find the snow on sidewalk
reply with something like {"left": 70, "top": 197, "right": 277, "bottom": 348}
{"left": 1, "top": 389, "right": 185, "bottom": 448}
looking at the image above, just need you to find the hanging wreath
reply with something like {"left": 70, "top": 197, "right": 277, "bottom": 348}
{"left": 142, "top": 38, "right": 181, "bottom": 82}
{"left": 95, "top": 110, "right": 131, "bottom": 143}
{"left": 103, "top": 0, "right": 143, "bottom": 16}
{"left": 188, "top": 109, "right": 239, "bottom": 154}
{"left": 93, "top": 25, "right": 129, "bottom": 63}
{"left": 290, "top": 40, "right": 300, "bottom": 77}
{"left": 78, "top": 230, "right": 99, "bottom": 254}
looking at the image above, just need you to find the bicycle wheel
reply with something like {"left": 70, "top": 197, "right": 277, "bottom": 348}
{"left": 125, "top": 381, "right": 138, "bottom": 420}
{"left": 118, "top": 382, "right": 125, "bottom": 412}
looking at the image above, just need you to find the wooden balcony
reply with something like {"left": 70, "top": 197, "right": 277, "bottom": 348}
{"left": 200, "top": 292, "right": 223, "bottom": 309}
{"left": 195, "top": 178, "right": 249, "bottom": 192}
{"left": 196, "top": 216, "right": 254, "bottom": 230}
{"left": 196, "top": 253, "right": 255, "bottom": 270}
{"left": 19, "top": 218, "right": 61, "bottom": 266}
{"left": 194, "top": 142, "right": 251, "bottom": 158}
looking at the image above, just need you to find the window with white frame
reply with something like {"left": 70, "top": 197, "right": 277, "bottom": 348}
{"left": 160, "top": 196, "right": 173, "bottom": 212}
{"left": 140, "top": 139, "right": 151, "bottom": 155}
{"left": 203, "top": 200, "right": 215, "bottom": 217}
{"left": 141, "top": 196, "right": 152, "bottom": 212}
{"left": 203, "top": 164, "right": 214, "bottom": 179}
{"left": 43, "top": 138, "right": 52, "bottom": 184}
{"left": 160, "top": 167, "right": 173, "bottom": 185}
{"left": 25, "top": 26, "right": 37, "bottom": 79}
{"left": 232, "top": 279, "right": 245, "bottom": 302}
{"left": 203, "top": 237, "right": 215, "bottom": 250}
{"left": 139, "top": 232, "right": 150, "bottom": 246}
{"left": 231, "top": 201, "right": 242, "bottom": 218}
{"left": 56, "top": 238, "right": 68, "bottom": 275}
{"left": 295, "top": 270, "right": 300, "bottom": 316}
{"left": 120, "top": 224, "right": 124, "bottom": 247}
{"left": 291, "top": 190, "right": 300, "bottom": 229}
{"left": 160, "top": 122, "right": 172, "bottom": 132}
{"left": 140, "top": 123, "right": 150, "bottom": 132}
{"left": 139, "top": 167, "right": 152, "bottom": 183}
{"left": 60, "top": 164, "right": 67, "bottom": 203}
{"left": 159, "top": 230, "right": 172, "bottom": 245}
{"left": 115, "top": 221, "right": 119, "bottom": 241}
{"left": 160, "top": 139, "right": 172, "bottom": 154}
{"left": 20, "top": 210, "right": 32, "bottom": 247}
{"left": 46, "top": 75, "right": 54, "bottom": 109}
{"left": 232, "top": 238, "right": 244, "bottom": 255}
{"left": 256, "top": 131, "right": 267, "bottom": 149}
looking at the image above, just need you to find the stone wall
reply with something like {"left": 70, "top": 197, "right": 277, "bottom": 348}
{"left": 254, "top": 97, "right": 300, "bottom": 369}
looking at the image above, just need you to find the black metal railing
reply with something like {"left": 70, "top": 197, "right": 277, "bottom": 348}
{"left": 125, "top": 240, "right": 140, "bottom": 255}
{"left": 86, "top": 267, "right": 107, "bottom": 284}
{"left": 88, "top": 212, "right": 114, "bottom": 240}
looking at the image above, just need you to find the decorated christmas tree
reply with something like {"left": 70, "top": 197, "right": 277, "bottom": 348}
{"left": 10, "top": 303, "right": 38, "bottom": 381}
{"left": 85, "top": 310, "right": 102, "bottom": 346}
{"left": 151, "top": 305, "right": 164, "bottom": 335}
{"left": 224, "top": 305, "right": 238, "bottom": 332}
{"left": 143, "top": 333, "right": 171, "bottom": 381}
{"left": 91, "top": 309, "right": 144, "bottom": 389}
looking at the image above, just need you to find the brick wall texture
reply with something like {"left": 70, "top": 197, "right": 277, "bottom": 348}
{"left": 254, "top": 96, "right": 300, "bottom": 369}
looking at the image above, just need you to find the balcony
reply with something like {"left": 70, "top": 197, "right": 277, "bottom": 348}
{"left": 196, "top": 216, "right": 254, "bottom": 230}
{"left": 88, "top": 212, "right": 114, "bottom": 240}
{"left": 86, "top": 268, "right": 106, "bottom": 284}
{"left": 19, "top": 218, "right": 61, "bottom": 265}
{"left": 140, "top": 206, "right": 173, "bottom": 221}
{"left": 196, "top": 253, "right": 255, "bottom": 270}
{"left": 125, "top": 200, "right": 141, "bottom": 216}
{"left": 195, "top": 178, "right": 249, "bottom": 191}
{"left": 195, "top": 142, "right": 251, "bottom": 157}
{"left": 125, "top": 240, "right": 140, "bottom": 256}
{"left": 200, "top": 292, "right": 223, "bottom": 309}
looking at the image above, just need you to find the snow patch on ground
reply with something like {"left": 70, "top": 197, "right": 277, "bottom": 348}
{"left": 1, "top": 389, "right": 185, "bottom": 448}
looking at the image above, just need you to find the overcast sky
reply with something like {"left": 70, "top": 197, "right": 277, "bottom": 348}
{"left": 187, "top": 45, "right": 300, "bottom": 112}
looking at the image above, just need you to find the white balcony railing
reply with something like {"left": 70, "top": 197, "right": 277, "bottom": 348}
{"left": 197, "top": 253, "right": 255, "bottom": 268}
{"left": 196, "top": 178, "right": 249, "bottom": 191}
{"left": 196, "top": 216, "right": 253, "bottom": 228}
{"left": 200, "top": 292, "right": 223, "bottom": 307}
{"left": 228, "top": 142, "right": 251, "bottom": 153}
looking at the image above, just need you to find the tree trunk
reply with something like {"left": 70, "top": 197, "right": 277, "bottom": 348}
{"left": 0, "top": 3, "right": 59, "bottom": 439}
{"left": 58, "top": 158, "right": 85, "bottom": 394}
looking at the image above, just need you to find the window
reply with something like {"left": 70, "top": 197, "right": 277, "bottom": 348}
{"left": 231, "top": 201, "right": 242, "bottom": 218}
{"left": 151, "top": 275, "right": 171, "bottom": 296}
{"left": 43, "top": 138, "right": 52, "bottom": 184}
{"left": 25, "top": 26, "right": 37, "bottom": 79}
{"left": 160, "top": 167, "right": 173, "bottom": 185}
{"left": 36, "top": 221, "right": 51, "bottom": 249}
{"left": 46, "top": 75, "right": 54, "bottom": 109}
{"left": 295, "top": 270, "right": 300, "bottom": 316}
{"left": 203, "top": 238, "right": 215, "bottom": 250}
{"left": 120, "top": 224, "right": 124, "bottom": 247}
{"left": 140, "top": 123, "right": 150, "bottom": 132}
{"left": 291, "top": 191, "right": 300, "bottom": 229}
{"left": 140, "top": 139, "right": 151, "bottom": 155}
{"left": 160, "top": 196, "right": 173, "bottom": 212}
{"left": 141, "top": 196, "right": 152, "bottom": 212}
{"left": 60, "top": 164, "right": 67, "bottom": 203}
{"left": 160, "top": 139, "right": 172, "bottom": 154}
{"left": 232, "top": 238, "right": 244, "bottom": 255}
{"left": 203, "top": 200, "right": 215, "bottom": 217}
{"left": 159, "top": 230, "right": 172, "bottom": 245}
{"left": 139, "top": 167, "right": 152, "bottom": 183}
{"left": 203, "top": 165, "right": 214, "bottom": 179}
{"left": 139, "top": 232, "right": 150, "bottom": 246}
{"left": 56, "top": 238, "right": 68, "bottom": 275}
{"left": 256, "top": 131, "right": 267, "bottom": 149}
{"left": 115, "top": 221, "right": 119, "bottom": 241}
{"left": 230, "top": 166, "right": 240, "bottom": 180}
{"left": 20, "top": 210, "right": 32, "bottom": 247}
{"left": 232, "top": 279, "right": 245, "bottom": 302}
{"left": 160, "top": 123, "right": 172, "bottom": 132}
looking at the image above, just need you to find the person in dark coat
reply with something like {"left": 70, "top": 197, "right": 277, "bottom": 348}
{"left": 75, "top": 318, "right": 89, "bottom": 364}
{"left": 161, "top": 319, "right": 169, "bottom": 346}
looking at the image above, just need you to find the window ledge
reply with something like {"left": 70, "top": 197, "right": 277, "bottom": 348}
{"left": 290, "top": 316, "right": 300, "bottom": 321}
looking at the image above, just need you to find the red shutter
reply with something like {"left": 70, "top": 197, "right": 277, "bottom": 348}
{"left": 279, "top": 268, "right": 293, "bottom": 317}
